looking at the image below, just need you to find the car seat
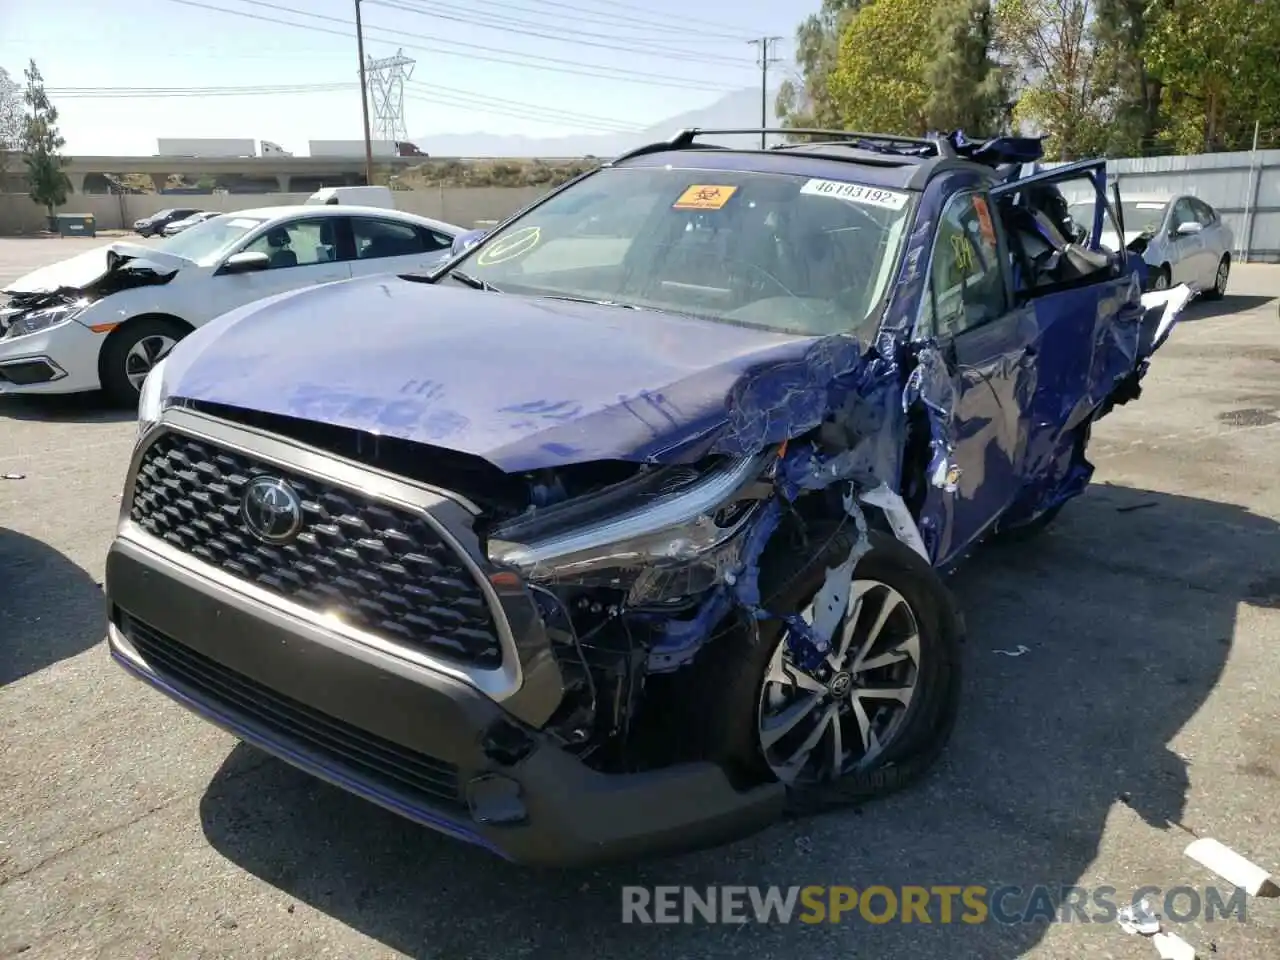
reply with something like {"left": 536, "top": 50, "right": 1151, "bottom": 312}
{"left": 315, "top": 220, "right": 337, "bottom": 262}
{"left": 264, "top": 228, "right": 298, "bottom": 269}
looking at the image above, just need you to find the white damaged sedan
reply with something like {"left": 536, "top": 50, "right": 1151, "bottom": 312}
{"left": 0, "top": 204, "right": 461, "bottom": 404}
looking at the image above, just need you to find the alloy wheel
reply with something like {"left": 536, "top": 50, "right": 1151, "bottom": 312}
{"left": 124, "top": 335, "right": 177, "bottom": 392}
{"left": 1216, "top": 259, "right": 1229, "bottom": 294}
{"left": 757, "top": 578, "right": 922, "bottom": 784}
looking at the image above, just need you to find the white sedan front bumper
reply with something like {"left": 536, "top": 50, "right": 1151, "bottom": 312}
{"left": 0, "top": 319, "right": 104, "bottom": 395}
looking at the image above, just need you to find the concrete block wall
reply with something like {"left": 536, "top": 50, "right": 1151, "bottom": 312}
{"left": 0, "top": 185, "right": 550, "bottom": 235}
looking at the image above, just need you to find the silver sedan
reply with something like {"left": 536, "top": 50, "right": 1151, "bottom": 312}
{"left": 1073, "top": 194, "right": 1235, "bottom": 298}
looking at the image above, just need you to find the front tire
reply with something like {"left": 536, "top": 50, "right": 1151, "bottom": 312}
{"left": 683, "top": 526, "right": 963, "bottom": 814}
{"left": 1205, "top": 254, "right": 1230, "bottom": 300}
{"left": 100, "top": 317, "right": 185, "bottom": 406}
{"left": 1151, "top": 264, "right": 1171, "bottom": 292}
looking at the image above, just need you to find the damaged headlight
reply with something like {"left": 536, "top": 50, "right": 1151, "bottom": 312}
{"left": 487, "top": 453, "right": 769, "bottom": 604}
{"left": 4, "top": 302, "right": 87, "bottom": 339}
{"left": 136, "top": 357, "right": 169, "bottom": 441}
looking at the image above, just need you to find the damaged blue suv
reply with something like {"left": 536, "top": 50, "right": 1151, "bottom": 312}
{"left": 105, "top": 129, "right": 1189, "bottom": 866}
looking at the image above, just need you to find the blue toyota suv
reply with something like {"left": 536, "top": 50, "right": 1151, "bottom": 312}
{"left": 104, "top": 129, "right": 1189, "bottom": 865}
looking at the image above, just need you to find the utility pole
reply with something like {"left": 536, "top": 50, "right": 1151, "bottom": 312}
{"left": 354, "top": 0, "right": 374, "bottom": 185}
{"left": 747, "top": 36, "right": 783, "bottom": 148}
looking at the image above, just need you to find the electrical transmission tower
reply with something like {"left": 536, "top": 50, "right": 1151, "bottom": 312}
{"left": 365, "top": 48, "right": 415, "bottom": 143}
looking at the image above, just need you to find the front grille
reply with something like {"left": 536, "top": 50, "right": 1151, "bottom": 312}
{"left": 129, "top": 431, "right": 503, "bottom": 669}
{"left": 121, "top": 615, "right": 464, "bottom": 810}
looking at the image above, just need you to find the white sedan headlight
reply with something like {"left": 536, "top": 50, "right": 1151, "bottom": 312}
{"left": 136, "top": 357, "right": 169, "bottom": 440}
{"left": 4, "top": 302, "right": 86, "bottom": 339}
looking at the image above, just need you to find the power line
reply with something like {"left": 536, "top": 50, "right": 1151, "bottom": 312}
{"left": 454, "top": 0, "right": 759, "bottom": 41}
{"left": 405, "top": 81, "right": 645, "bottom": 132}
{"left": 543, "top": 0, "right": 770, "bottom": 37}
{"left": 47, "top": 83, "right": 357, "bottom": 98}
{"left": 384, "top": 0, "right": 752, "bottom": 48}
{"left": 46, "top": 80, "right": 649, "bottom": 134}
{"left": 156, "top": 0, "right": 734, "bottom": 91}
{"left": 369, "top": 0, "right": 750, "bottom": 66}
{"left": 405, "top": 93, "right": 638, "bottom": 135}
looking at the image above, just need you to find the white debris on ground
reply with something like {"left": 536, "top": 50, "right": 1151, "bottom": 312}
{"left": 1151, "top": 931, "right": 1198, "bottom": 960}
{"left": 1118, "top": 897, "right": 1162, "bottom": 936}
{"left": 1184, "top": 838, "right": 1280, "bottom": 897}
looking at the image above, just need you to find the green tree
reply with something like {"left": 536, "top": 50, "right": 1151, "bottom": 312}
{"left": 828, "top": 0, "right": 935, "bottom": 135}
{"left": 20, "top": 60, "right": 72, "bottom": 218}
{"left": 1143, "top": 0, "right": 1280, "bottom": 154}
{"left": 994, "top": 0, "right": 1112, "bottom": 160}
{"left": 924, "top": 0, "right": 1009, "bottom": 135}
{"left": 0, "top": 67, "right": 22, "bottom": 188}
{"left": 776, "top": 0, "right": 868, "bottom": 132}
{"left": 1091, "top": 0, "right": 1162, "bottom": 155}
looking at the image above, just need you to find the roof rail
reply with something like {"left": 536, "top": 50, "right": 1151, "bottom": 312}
{"left": 769, "top": 129, "right": 956, "bottom": 158}
{"left": 608, "top": 127, "right": 956, "bottom": 164}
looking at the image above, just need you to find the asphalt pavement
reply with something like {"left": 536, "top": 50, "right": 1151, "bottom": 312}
{"left": 2, "top": 240, "right": 1278, "bottom": 959}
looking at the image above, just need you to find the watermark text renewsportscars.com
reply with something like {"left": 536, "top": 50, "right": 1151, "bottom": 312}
{"left": 621, "top": 885, "right": 1248, "bottom": 925}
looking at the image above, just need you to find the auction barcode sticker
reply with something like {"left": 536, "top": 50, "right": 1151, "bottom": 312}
{"left": 799, "top": 179, "right": 910, "bottom": 210}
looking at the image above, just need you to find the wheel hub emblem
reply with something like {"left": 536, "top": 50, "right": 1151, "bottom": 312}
{"left": 828, "top": 671, "right": 854, "bottom": 697}
{"left": 241, "top": 476, "right": 303, "bottom": 544}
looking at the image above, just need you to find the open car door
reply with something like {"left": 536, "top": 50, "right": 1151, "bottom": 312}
{"left": 983, "top": 158, "right": 1190, "bottom": 531}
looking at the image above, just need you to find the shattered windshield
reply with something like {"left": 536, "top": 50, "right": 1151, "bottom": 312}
{"left": 447, "top": 166, "right": 915, "bottom": 339}
{"left": 153, "top": 214, "right": 265, "bottom": 262}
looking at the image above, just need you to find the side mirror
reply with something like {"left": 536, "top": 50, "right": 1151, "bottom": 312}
{"left": 451, "top": 228, "right": 487, "bottom": 257}
{"left": 220, "top": 251, "right": 270, "bottom": 274}
{"left": 1175, "top": 221, "right": 1202, "bottom": 237}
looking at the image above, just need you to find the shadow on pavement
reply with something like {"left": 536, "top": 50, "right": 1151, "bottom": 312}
{"left": 1178, "top": 293, "right": 1274, "bottom": 322}
{"left": 0, "top": 392, "right": 134, "bottom": 424}
{"left": 197, "top": 481, "right": 1277, "bottom": 958}
{"left": 0, "top": 527, "right": 104, "bottom": 685}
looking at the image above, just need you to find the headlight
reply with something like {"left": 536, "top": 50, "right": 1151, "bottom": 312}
{"left": 136, "top": 357, "right": 169, "bottom": 440}
{"left": 487, "top": 454, "right": 768, "bottom": 602}
{"left": 4, "top": 303, "right": 85, "bottom": 338}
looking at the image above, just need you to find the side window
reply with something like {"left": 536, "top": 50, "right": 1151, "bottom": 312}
{"left": 240, "top": 219, "right": 335, "bottom": 269}
{"left": 418, "top": 228, "right": 453, "bottom": 253}
{"left": 1171, "top": 198, "right": 1197, "bottom": 231}
{"left": 1191, "top": 199, "right": 1216, "bottom": 226}
{"left": 352, "top": 217, "right": 434, "bottom": 259}
{"left": 928, "top": 193, "right": 1007, "bottom": 338}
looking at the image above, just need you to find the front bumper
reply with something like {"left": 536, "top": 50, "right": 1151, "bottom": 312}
{"left": 105, "top": 534, "right": 785, "bottom": 867}
{"left": 0, "top": 312, "right": 108, "bottom": 395}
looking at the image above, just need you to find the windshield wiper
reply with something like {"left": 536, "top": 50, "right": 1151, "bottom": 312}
{"left": 447, "top": 271, "right": 501, "bottom": 292}
{"left": 539, "top": 295, "right": 642, "bottom": 310}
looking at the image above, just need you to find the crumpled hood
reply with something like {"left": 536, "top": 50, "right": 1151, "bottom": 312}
{"left": 2, "top": 242, "right": 190, "bottom": 295}
{"left": 163, "top": 274, "right": 859, "bottom": 471}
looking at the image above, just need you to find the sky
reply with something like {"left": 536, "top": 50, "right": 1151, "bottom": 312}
{"left": 1, "top": 0, "right": 805, "bottom": 155}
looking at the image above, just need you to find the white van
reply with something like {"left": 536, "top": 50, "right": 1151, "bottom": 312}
{"left": 305, "top": 185, "right": 396, "bottom": 209}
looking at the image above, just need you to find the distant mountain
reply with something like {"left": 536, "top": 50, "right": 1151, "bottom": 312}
{"left": 414, "top": 87, "right": 782, "bottom": 158}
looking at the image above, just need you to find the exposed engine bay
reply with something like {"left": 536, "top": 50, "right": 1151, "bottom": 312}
{"left": 1, "top": 248, "right": 177, "bottom": 338}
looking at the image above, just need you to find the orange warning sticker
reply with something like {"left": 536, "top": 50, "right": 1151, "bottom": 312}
{"left": 973, "top": 195, "right": 997, "bottom": 247}
{"left": 673, "top": 184, "right": 738, "bottom": 210}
